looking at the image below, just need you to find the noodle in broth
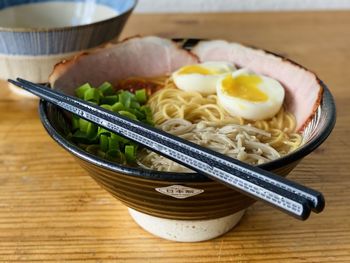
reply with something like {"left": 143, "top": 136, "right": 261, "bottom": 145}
{"left": 119, "top": 76, "right": 302, "bottom": 171}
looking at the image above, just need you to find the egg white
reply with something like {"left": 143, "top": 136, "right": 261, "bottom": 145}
{"left": 172, "top": 61, "right": 236, "bottom": 95}
{"left": 217, "top": 69, "right": 285, "bottom": 121}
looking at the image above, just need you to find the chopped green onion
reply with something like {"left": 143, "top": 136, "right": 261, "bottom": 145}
{"left": 128, "top": 108, "right": 145, "bottom": 120}
{"left": 98, "top": 82, "right": 114, "bottom": 96}
{"left": 111, "top": 102, "right": 124, "bottom": 112}
{"left": 75, "top": 83, "right": 92, "bottom": 99}
{"left": 140, "top": 105, "right": 153, "bottom": 125}
{"left": 119, "top": 91, "right": 133, "bottom": 108}
{"left": 72, "top": 130, "right": 91, "bottom": 144}
{"left": 86, "top": 122, "right": 98, "bottom": 139}
{"left": 130, "top": 101, "right": 141, "bottom": 109}
{"left": 118, "top": 110, "right": 137, "bottom": 120}
{"left": 84, "top": 88, "right": 100, "bottom": 104}
{"left": 135, "top": 89, "right": 147, "bottom": 103}
{"left": 79, "top": 118, "right": 97, "bottom": 139}
{"left": 72, "top": 82, "right": 153, "bottom": 164}
{"left": 125, "top": 145, "right": 136, "bottom": 162}
{"left": 111, "top": 133, "right": 129, "bottom": 145}
{"left": 98, "top": 127, "right": 111, "bottom": 137}
{"left": 100, "top": 104, "right": 113, "bottom": 111}
{"left": 106, "top": 150, "right": 125, "bottom": 163}
{"left": 72, "top": 115, "right": 80, "bottom": 131}
{"left": 79, "top": 118, "right": 90, "bottom": 133}
{"left": 99, "top": 134, "right": 109, "bottom": 152}
{"left": 108, "top": 137, "right": 119, "bottom": 151}
{"left": 140, "top": 105, "right": 152, "bottom": 118}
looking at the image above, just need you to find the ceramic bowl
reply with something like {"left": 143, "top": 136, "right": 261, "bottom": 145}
{"left": 38, "top": 39, "right": 336, "bottom": 242}
{"left": 0, "top": 0, "right": 136, "bottom": 95}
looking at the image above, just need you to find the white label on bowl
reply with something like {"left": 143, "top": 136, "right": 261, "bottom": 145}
{"left": 155, "top": 185, "right": 204, "bottom": 199}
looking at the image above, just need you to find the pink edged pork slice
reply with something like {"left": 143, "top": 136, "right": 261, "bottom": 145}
{"left": 192, "top": 40, "right": 323, "bottom": 132}
{"left": 49, "top": 36, "right": 198, "bottom": 95}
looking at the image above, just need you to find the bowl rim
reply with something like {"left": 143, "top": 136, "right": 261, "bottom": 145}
{"left": 38, "top": 43, "right": 337, "bottom": 183}
{"left": 0, "top": 0, "right": 137, "bottom": 32}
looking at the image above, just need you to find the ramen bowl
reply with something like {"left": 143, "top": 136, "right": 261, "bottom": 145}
{"left": 38, "top": 38, "right": 336, "bottom": 242}
{"left": 0, "top": 0, "right": 136, "bottom": 96}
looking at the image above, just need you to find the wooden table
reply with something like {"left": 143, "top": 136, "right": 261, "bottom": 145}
{"left": 0, "top": 11, "right": 349, "bottom": 262}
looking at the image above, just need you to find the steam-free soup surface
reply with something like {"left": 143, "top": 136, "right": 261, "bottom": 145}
{"left": 0, "top": 1, "right": 118, "bottom": 28}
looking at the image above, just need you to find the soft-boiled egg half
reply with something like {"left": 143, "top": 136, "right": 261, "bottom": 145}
{"left": 172, "top": 61, "right": 236, "bottom": 95}
{"left": 217, "top": 69, "right": 285, "bottom": 121}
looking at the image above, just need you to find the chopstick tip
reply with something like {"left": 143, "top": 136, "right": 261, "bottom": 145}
{"left": 314, "top": 193, "right": 326, "bottom": 213}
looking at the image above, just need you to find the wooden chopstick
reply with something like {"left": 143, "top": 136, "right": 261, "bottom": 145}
{"left": 9, "top": 78, "right": 324, "bottom": 220}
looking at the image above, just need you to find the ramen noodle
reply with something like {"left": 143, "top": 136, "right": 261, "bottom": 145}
{"left": 132, "top": 76, "right": 302, "bottom": 171}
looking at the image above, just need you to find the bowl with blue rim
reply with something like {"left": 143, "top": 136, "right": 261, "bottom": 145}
{"left": 0, "top": 0, "right": 137, "bottom": 96}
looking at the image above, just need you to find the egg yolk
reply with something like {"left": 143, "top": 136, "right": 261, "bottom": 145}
{"left": 178, "top": 65, "right": 219, "bottom": 75}
{"left": 222, "top": 74, "right": 268, "bottom": 102}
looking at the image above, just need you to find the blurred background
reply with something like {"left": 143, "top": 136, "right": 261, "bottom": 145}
{"left": 135, "top": 0, "right": 350, "bottom": 13}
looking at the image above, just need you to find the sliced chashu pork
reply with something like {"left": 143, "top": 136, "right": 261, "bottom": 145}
{"left": 50, "top": 36, "right": 322, "bottom": 131}
{"left": 49, "top": 36, "right": 198, "bottom": 95}
{"left": 192, "top": 40, "right": 323, "bottom": 131}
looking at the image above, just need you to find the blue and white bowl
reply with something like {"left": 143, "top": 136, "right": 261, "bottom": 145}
{"left": 0, "top": 0, "right": 137, "bottom": 96}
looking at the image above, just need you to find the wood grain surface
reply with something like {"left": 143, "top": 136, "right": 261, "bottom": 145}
{"left": 0, "top": 11, "right": 349, "bottom": 262}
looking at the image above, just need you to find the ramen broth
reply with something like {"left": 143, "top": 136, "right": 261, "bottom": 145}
{"left": 0, "top": 1, "right": 118, "bottom": 28}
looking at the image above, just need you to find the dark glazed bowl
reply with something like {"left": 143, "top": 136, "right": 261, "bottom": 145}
{"left": 38, "top": 40, "right": 336, "bottom": 221}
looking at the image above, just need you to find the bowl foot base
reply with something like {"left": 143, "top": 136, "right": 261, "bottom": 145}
{"left": 128, "top": 208, "right": 245, "bottom": 242}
